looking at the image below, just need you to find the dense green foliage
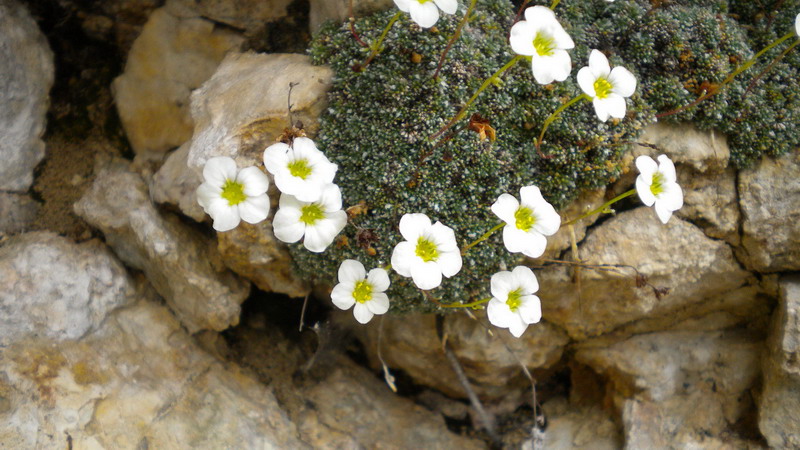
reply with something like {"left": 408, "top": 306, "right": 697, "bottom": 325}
{"left": 294, "top": 0, "right": 799, "bottom": 313}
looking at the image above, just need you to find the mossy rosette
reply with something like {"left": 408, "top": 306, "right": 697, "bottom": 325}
{"left": 297, "top": 0, "right": 798, "bottom": 314}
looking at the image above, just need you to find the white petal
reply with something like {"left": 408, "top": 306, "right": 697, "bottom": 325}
{"left": 367, "top": 268, "right": 391, "bottom": 292}
{"left": 437, "top": 250, "right": 462, "bottom": 278}
{"left": 531, "top": 55, "right": 556, "bottom": 85}
{"left": 196, "top": 182, "right": 221, "bottom": 211}
{"left": 503, "top": 226, "right": 545, "bottom": 257}
{"left": 433, "top": 0, "right": 457, "bottom": 15}
{"left": 796, "top": 13, "right": 800, "bottom": 36}
{"left": 491, "top": 193, "right": 520, "bottom": 224}
{"left": 511, "top": 266, "right": 538, "bottom": 294}
{"left": 367, "top": 292, "right": 390, "bottom": 315}
{"left": 399, "top": 213, "right": 432, "bottom": 242}
{"left": 203, "top": 156, "right": 237, "bottom": 187}
{"left": 654, "top": 202, "right": 673, "bottom": 224}
{"left": 657, "top": 155, "right": 677, "bottom": 183}
{"left": 520, "top": 185, "right": 546, "bottom": 207}
{"left": 658, "top": 182, "right": 684, "bottom": 211}
{"left": 236, "top": 166, "right": 270, "bottom": 196}
{"left": 410, "top": 1, "right": 439, "bottom": 28}
{"left": 410, "top": 260, "right": 443, "bottom": 290}
{"left": 509, "top": 21, "right": 536, "bottom": 56}
{"left": 263, "top": 143, "right": 289, "bottom": 175}
{"left": 609, "top": 66, "right": 637, "bottom": 98}
{"left": 430, "top": 222, "right": 459, "bottom": 252}
{"left": 592, "top": 97, "right": 611, "bottom": 122}
{"left": 636, "top": 176, "right": 657, "bottom": 206}
{"left": 353, "top": 303, "right": 375, "bottom": 324}
{"left": 390, "top": 241, "right": 416, "bottom": 277}
{"left": 487, "top": 298, "right": 514, "bottom": 328}
{"left": 507, "top": 315, "right": 529, "bottom": 338}
{"left": 601, "top": 94, "right": 627, "bottom": 119}
{"left": 532, "top": 204, "right": 561, "bottom": 237}
{"left": 546, "top": 49, "right": 572, "bottom": 83}
{"left": 588, "top": 49, "right": 610, "bottom": 78}
{"left": 490, "top": 270, "right": 515, "bottom": 300}
{"left": 310, "top": 159, "right": 338, "bottom": 186}
{"left": 208, "top": 199, "right": 241, "bottom": 232}
{"left": 272, "top": 207, "right": 305, "bottom": 244}
{"left": 338, "top": 259, "right": 366, "bottom": 284}
{"left": 291, "top": 137, "right": 319, "bottom": 158}
{"left": 394, "top": 0, "right": 411, "bottom": 12}
{"left": 520, "top": 231, "right": 548, "bottom": 259}
{"left": 274, "top": 172, "right": 313, "bottom": 200}
{"left": 577, "top": 67, "right": 597, "bottom": 97}
{"left": 318, "top": 184, "right": 343, "bottom": 211}
{"left": 331, "top": 283, "right": 356, "bottom": 310}
{"left": 238, "top": 194, "right": 270, "bottom": 224}
{"left": 303, "top": 211, "right": 347, "bottom": 253}
{"left": 517, "top": 295, "right": 542, "bottom": 324}
{"left": 635, "top": 155, "right": 658, "bottom": 178}
{"left": 524, "top": 5, "right": 556, "bottom": 28}
{"left": 551, "top": 24, "right": 574, "bottom": 50}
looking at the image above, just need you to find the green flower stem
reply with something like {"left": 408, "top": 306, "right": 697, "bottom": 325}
{"left": 657, "top": 30, "right": 796, "bottom": 119}
{"left": 746, "top": 39, "right": 800, "bottom": 95}
{"left": 549, "top": 0, "right": 561, "bottom": 9}
{"left": 564, "top": 188, "right": 637, "bottom": 226}
{"left": 439, "top": 297, "right": 491, "bottom": 308}
{"left": 360, "top": 11, "right": 403, "bottom": 69}
{"left": 461, "top": 222, "right": 505, "bottom": 255}
{"left": 433, "top": 0, "right": 478, "bottom": 80}
{"left": 430, "top": 55, "right": 524, "bottom": 141}
{"left": 536, "top": 93, "right": 590, "bottom": 153}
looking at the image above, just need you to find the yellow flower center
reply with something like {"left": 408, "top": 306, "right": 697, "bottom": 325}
{"left": 533, "top": 32, "right": 555, "bottom": 57}
{"left": 593, "top": 77, "right": 613, "bottom": 99}
{"left": 506, "top": 289, "right": 523, "bottom": 312}
{"left": 299, "top": 203, "right": 325, "bottom": 225}
{"left": 415, "top": 237, "right": 439, "bottom": 262}
{"left": 221, "top": 179, "right": 246, "bottom": 206}
{"left": 416, "top": 0, "right": 432, "bottom": 3}
{"left": 288, "top": 158, "right": 313, "bottom": 179}
{"left": 514, "top": 206, "right": 536, "bottom": 232}
{"left": 352, "top": 280, "right": 373, "bottom": 303}
{"left": 650, "top": 172, "right": 665, "bottom": 197}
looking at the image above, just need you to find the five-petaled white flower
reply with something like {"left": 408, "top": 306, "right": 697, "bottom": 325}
{"left": 491, "top": 186, "right": 561, "bottom": 258}
{"left": 272, "top": 183, "right": 347, "bottom": 253}
{"left": 263, "top": 137, "right": 338, "bottom": 202}
{"left": 393, "top": 0, "right": 457, "bottom": 29}
{"left": 577, "top": 49, "right": 637, "bottom": 122}
{"left": 509, "top": 6, "right": 575, "bottom": 85}
{"left": 635, "top": 154, "right": 684, "bottom": 224}
{"left": 391, "top": 213, "right": 462, "bottom": 290}
{"left": 331, "top": 259, "right": 391, "bottom": 324}
{"left": 487, "top": 266, "right": 542, "bottom": 338}
{"left": 196, "top": 156, "right": 270, "bottom": 232}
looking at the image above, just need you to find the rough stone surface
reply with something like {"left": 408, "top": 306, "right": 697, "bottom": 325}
{"left": 353, "top": 311, "right": 569, "bottom": 400}
{"left": 309, "top": 0, "right": 395, "bottom": 33}
{"left": 74, "top": 161, "right": 250, "bottom": 333}
{"left": 0, "top": 0, "right": 54, "bottom": 191}
{"left": 0, "top": 295, "right": 307, "bottom": 449}
{"left": 541, "top": 188, "right": 606, "bottom": 260}
{"left": 112, "top": 7, "right": 244, "bottom": 156}
{"left": 0, "top": 193, "right": 39, "bottom": 235}
{"left": 150, "top": 141, "right": 206, "bottom": 222}
{"left": 635, "top": 122, "right": 730, "bottom": 174}
{"left": 739, "top": 150, "right": 800, "bottom": 272}
{"left": 576, "top": 329, "right": 762, "bottom": 448}
{"left": 675, "top": 165, "right": 740, "bottom": 245}
{"left": 534, "top": 398, "right": 622, "bottom": 450}
{"left": 540, "top": 207, "right": 753, "bottom": 339}
{"left": 165, "top": 0, "right": 294, "bottom": 33}
{"left": 0, "top": 232, "right": 135, "bottom": 347}
{"left": 759, "top": 275, "right": 800, "bottom": 448}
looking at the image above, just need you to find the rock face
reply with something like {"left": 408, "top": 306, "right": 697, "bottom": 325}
{"left": 112, "top": 7, "right": 244, "bottom": 156}
{"left": 74, "top": 161, "right": 250, "bottom": 332}
{"left": 636, "top": 122, "right": 730, "bottom": 173}
{"left": 0, "top": 232, "right": 135, "bottom": 347}
{"left": 165, "top": 0, "right": 294, "bottom": 33}
{"left": 540, "top": 207, "right": 752, "bottom": 339}
{"left": 0, "top": 0, "right": 54, "bottom": 191}
{"left": 739, "top": 150, "right": 800, "bottom": 272}
{"left": 309, "top": 0, "right": 394, "bottom": 33}
{"left": 150, "top": 141, "right": 206, "bottom": 222}
{"left": 537, "top": 397, "right": 622, "bottom": 450}
{"left": 0, "top": 193, "right": 39, "bottom": 235}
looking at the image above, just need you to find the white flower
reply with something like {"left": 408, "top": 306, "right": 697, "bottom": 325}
{"left": 394, "top": 0, "right": 457, "bottom": 29}
{"left": 491, "top": 186, "right": 561, "bottom": 258}
{"left": 635, "top": 155, "right": 684, "bottom": 224}
{"left": 577, "top": 49, "right": 637, "bottom": 122}
{"left": 331, "top": 260, "right": 391, "bottom": 324}
{"left": 796, "top": 12, "right": 799, "bottom": 36}
{"left": 509, "top": 6, "right": 575, "bottom": 84}
{"left": 390, "top": 213, "right": 462, "bottom": 290}
{"left": 272, "top": 183, "right": 347, "bottom": 253}
{"left": 196, "top": 156, "right": 270, "bottom": 232}
{"left": 487, "top": 266, "right": 542, "bottom": 338}
{"left": 263, "top": 137, "right": 338, "bottom": 202}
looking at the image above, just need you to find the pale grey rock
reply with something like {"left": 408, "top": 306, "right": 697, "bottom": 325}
{"left": 309, "top": 0, "right": 395, "bottom": 33}
{"left": 165, "top": 0, "right": 293, "bottom": 32}
{"left": 353, "top": 311, "right": 568, "bottom": 400}
{"left": 0, "top": 232, "right": 134, "bottom": 347}
{"left": 74, "top": 161, "right": 250, "bottom": 332}
{"left": 541, "top": 188, "right": 606, "bottom": 260}
{"left": 0, "top": 296, "right": 307, "bottom": 449}
{"left": 0, "top": 193, "right": 39, "bottom": 235}
{"left": 635, "top": 122, "right": 730, "bottom": 173}
{"left": 739, "top": 150, "right": 800, "bottom": 272}
{"left": 536, "top": 397, "right": 622, "bottom": 450}
{"left": 759, "top": 275, "right": 800, "bottom": 448}
{"left": 675, "top": 165, "right": 740, "bottom": 245}
{"left": 150, "top": 141, "right": 206, "bottom": 222}
{"left": 112, "top": 7, "right": 244, "bottom": 156}
{"left": 540, "top": 207, "right": 752, "bottom": 339}
{"left": 0, "top": 0, "right": 54, "bottom": 191}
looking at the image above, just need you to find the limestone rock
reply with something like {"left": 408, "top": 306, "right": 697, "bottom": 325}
{"left": 541, "top": 188, "right": 606, "bottom": 260}
{"left": 535, "top": 397, "right": 622, "bottom": 450}
{"left": 0, "top": 232, "right": 135, "bottom": 347}
{"left": 309, "top": 0, "right": 395, "bottom": 33}
{"left": 112, "top": 7, "right": 244, "bottom": 156}
{"left": 635, "top": 122, "right": 730, "bottom": 174}
{"left": 675, "top": 165, "right": 740, "bottom": 245}
{"left": 0, "top": 193, "right": 39, "bottom": 235}
{"left": 354, "top": 312, "right": 569, "bottom": 400}
{"left": 74, "top": 161, "right": 250, "bottom": 332}
{"left": 739, "top": 150, "right": 800, "bottom": 272}
{"left": 150, "top": 141, "right": 206, "bottom": 222}
{"left": 0, "top": 0, "right": 54, "bottom": 191}
{"left": 166, "top": 0, "right": 293, "bottom": 33}
{"left": 759, "top": 275, "right": 800, "bottom": 448}
{"left": 540, "top": 207, "right": 752, "bottom": 339}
